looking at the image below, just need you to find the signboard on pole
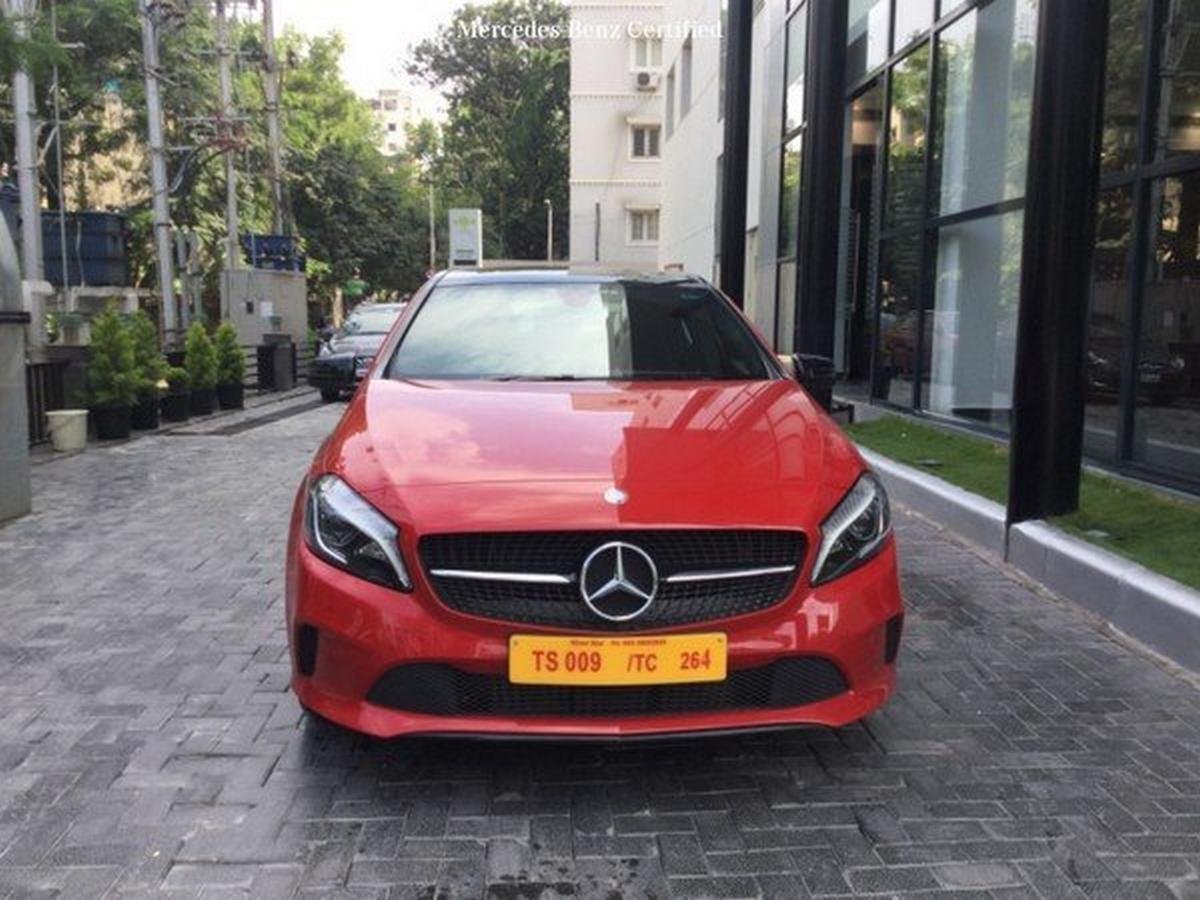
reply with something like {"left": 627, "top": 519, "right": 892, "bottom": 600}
{"left": 448, "top": 208, "right": 483, "bottom": 267}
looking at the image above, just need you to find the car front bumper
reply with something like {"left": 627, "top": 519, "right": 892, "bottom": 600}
{"left": 285, "top": 531, "right": 903, "bottom": 740}
{"left": 307, "top": 354, "right": 370, "bottom": 392}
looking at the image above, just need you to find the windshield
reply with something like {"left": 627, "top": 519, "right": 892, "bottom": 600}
{"left": 341, "top": 306, "right": 403, "bottom": 336}
{"left": 386, "top": 281, "right": 774, "bottom": 381}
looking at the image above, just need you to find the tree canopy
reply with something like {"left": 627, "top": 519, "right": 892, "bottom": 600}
{"left": 0, "top": 1, "right": 430, "bottom": 312}
{"left": 408, "top": 0, "right": 568, "bottom": 261}
{"left": 0, "top": 0, "right": 569, "bottom": 315}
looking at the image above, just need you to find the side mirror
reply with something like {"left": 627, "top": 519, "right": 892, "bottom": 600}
{"left": 791, "top": 353, "right": 836, "bottom": 412}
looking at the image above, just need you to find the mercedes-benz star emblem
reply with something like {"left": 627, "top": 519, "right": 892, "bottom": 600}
{"left": 579, "top": 541, "right": 658, "bottom": 622}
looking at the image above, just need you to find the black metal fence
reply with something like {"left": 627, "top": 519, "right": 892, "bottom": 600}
{"left": 295, "top": 341, "right": 315, "bottom": 382}
{"left": 26, "top": 361, "right": 67, "bottom": 446}
{"left": 239, "top": 340, "right": 317, "bottom": 392}
{"left": 240, "top": 345, "right": 261, "bottom": 391}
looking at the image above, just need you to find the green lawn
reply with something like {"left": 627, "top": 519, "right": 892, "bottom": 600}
{"left": 845, "top": 414, "right": 1200, "bottom": 591}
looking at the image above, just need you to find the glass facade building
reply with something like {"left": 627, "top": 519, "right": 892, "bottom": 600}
{"left": 765, "top": 0, "right": 1200, "bottom": 494}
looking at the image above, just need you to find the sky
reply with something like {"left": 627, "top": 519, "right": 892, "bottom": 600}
{"left": 274, "top": 0, "right": 464, "bottom": 118}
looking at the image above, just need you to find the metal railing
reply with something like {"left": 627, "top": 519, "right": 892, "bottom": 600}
{"left": 26, "top": 361, "right": 67, "bottom": 446}
{"left": 238, "top": 340, "right": 317, "bottom": 392}
{"left": 295, "top": 341, "right": 315, "bottom": 382}
{"left": 240, "top": 345, "right": 260, "bottom": 390}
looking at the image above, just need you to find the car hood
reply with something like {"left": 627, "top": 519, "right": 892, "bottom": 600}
{"left": 324, "top": 333, "right": 386, "bottom": 357}
{"left": 318, "top": 379, "right": 864, "bottom": 532}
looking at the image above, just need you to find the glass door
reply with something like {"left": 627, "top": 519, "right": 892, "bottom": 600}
{"left": 834, "top": 81, "right": 884, "bottom": 398}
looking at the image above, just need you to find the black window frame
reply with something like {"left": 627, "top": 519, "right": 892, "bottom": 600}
{"left": 1090, "top": 0, "right": 1200, "bottom": 492}
{"left": 848, "top": 0, "right": 1036, "bottom": 422}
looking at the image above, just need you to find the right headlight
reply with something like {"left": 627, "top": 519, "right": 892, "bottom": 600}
{"left": 303, "top": 474, "right": 411, "bottom": 591}
{"left": 811, "top": 472, "right": 891, "bottom": 585}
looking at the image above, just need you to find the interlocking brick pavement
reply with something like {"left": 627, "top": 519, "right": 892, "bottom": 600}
{"left": 1, "top": 402, "right": 1199, "bottom": 898}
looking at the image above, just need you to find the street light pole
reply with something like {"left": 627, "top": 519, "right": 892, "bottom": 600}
{"left": 544, "top": 199, "right": 553, "bottom": 262}
{"left": 138, "top": 0, "right": 178, "bottom": 337}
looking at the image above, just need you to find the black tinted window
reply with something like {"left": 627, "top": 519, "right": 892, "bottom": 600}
{"left": 387, "top": 281, "right": 772, "bottom": 381}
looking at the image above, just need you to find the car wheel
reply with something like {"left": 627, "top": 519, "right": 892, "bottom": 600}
{"left": 319, "top": 387, "right": 340, "bottom": 403}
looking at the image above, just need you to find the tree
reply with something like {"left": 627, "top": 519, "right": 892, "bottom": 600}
{"left": 213, "top": 322, "right": 244, "bottom": 386}
{"left": 408, "top": 0, "right": 568, "bottom": 260}
{"left": 127, "top": 308, "right": 164, "bottom": 396}
{"left": 272, "top": 31, "right": 429, "bottom": 300}
{"left": 0, "top": 4, "right": 432, "bottom": 311}
{"left": 184, "top": 322, "right": 217, "bottom": 391}
{"left": 86, "top": 304, "right": 138, "bottom": 408}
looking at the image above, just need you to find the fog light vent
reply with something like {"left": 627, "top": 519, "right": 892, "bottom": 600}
{"left": 884, "top": 614, "right": 903, "bottom": 664}
{"left": 296, "top": 624, "right": 319, "bottom": 676}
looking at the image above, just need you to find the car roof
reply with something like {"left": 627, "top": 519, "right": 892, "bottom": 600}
{"left": 435, "top": 267, "right": 710, "bottom": 287}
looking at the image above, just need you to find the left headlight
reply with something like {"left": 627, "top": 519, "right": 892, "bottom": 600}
{"left": 303, "top": 474, "right": 411, "bottom": 591}
{"left": 811, "top": 472, "right": 891, "bottom": 585}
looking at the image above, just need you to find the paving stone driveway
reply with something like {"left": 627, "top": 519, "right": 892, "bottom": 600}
{"left": 1, "top": 400, "right": 1199, "bottom": 899}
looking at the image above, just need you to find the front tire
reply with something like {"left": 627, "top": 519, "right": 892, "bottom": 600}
{"left": 319, "top": 386, "right": 340, "bottom": 403}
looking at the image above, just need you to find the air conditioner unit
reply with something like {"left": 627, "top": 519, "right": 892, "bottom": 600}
{"left": 635, "top": 71, "right": 660, "bottom": 91}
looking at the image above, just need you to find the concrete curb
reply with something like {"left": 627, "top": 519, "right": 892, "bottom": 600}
{"left": 858, "top": 445, "right": 1200, "bottom": 674}
{"left": 1009, "top": 520, "right": 1200, "bottom": 673}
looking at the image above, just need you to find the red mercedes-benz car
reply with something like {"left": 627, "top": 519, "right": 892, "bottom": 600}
{"left": 286, "top": 269, "right": 903, "bottom": 739}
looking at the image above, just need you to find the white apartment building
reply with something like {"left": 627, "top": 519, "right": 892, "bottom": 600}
{"left": 657, "top": 1, "right": 776, "bottom": 337}
{"left": 369, "top": 88, "right": 417, "bottom": 156}
{"left": 568, "top": 2, "right": 665, "bottom": 268}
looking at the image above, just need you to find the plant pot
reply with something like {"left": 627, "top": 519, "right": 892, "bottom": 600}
{"left": 160, "top": 391, "right": 190, "bottom": 423}
{"left": 45, "top": 409, "right": 88, "bottom": 452}
{"left": 217, "top": 381, "right": 244, "bottom": 410}
{"left": 131, "top": 392, "right": 160, "bottom": 430}
{"left": 92, "top": 404, "right": 132, "bottom": 440}
{"left": 190, "top": 387, "right": 216, "bottom": 416}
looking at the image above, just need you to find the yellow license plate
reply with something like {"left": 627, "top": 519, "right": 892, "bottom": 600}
{"left": 508, "top": 633, "right": 727, "bottom": 686}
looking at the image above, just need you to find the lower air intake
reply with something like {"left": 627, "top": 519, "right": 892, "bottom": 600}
{"left": 366, "top": 656, "right": 848, "bottom": 718}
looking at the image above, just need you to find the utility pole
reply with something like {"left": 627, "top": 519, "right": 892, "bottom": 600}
{"left": 6, "top": 0, "right": 43, "bottom": 283}
{"left": 215, "top": 0, "right": 240, "bottom": 269}
{"left": 138, "top": 0, "right": 178, "bottom": 337}
{"left": 0, "top": 198, "right": 31, "bottom": 523}
{"left": 260, "top": 0, "right": 284, "bottom": 234}
{"left": 544, "top": 199, "right": 553, "bottom": 262}
{"left": 50, "top": 0, "right": 68, "bottom": 296}
{"left": 428, "top": 182, "right": 436, "bottom": 269}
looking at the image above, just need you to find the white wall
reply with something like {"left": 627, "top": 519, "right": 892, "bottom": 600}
{"left": 569, "top": 2, "right": 664, "bottom": 268}
{"left": 657, "top": 0, "right": 723, "bottom": 278}
{"left": 748, "top": 1, "right": 788, "bottom": 348}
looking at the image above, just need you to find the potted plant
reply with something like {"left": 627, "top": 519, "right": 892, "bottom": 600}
{"left": 214, "top": 321, "right": 245, "bottom": 410}
{"left": 86, "top": 304, "right": 138, "bottom": 440}
{"left": 55, "top": 310, "right": 88, "bottom": 345}
{"left": 185, "top": 321, "right": 218, "bottom": 415}
{"left": 160, "top": 365, "right": 191, "bottom": 422}
{"left": 128, "top": 310, "right": 164, "bottom": 430}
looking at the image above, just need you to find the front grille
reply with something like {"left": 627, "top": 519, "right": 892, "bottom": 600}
{"left": 419, "top": 530, "right": 805, "bottom": 630}
{"left": 366, "top": 657, "right": 847, "bottom": 718}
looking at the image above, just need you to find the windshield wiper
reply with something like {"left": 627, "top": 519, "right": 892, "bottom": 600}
{"left": 487, "top": 374, "right": 590, "bottom": 382}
